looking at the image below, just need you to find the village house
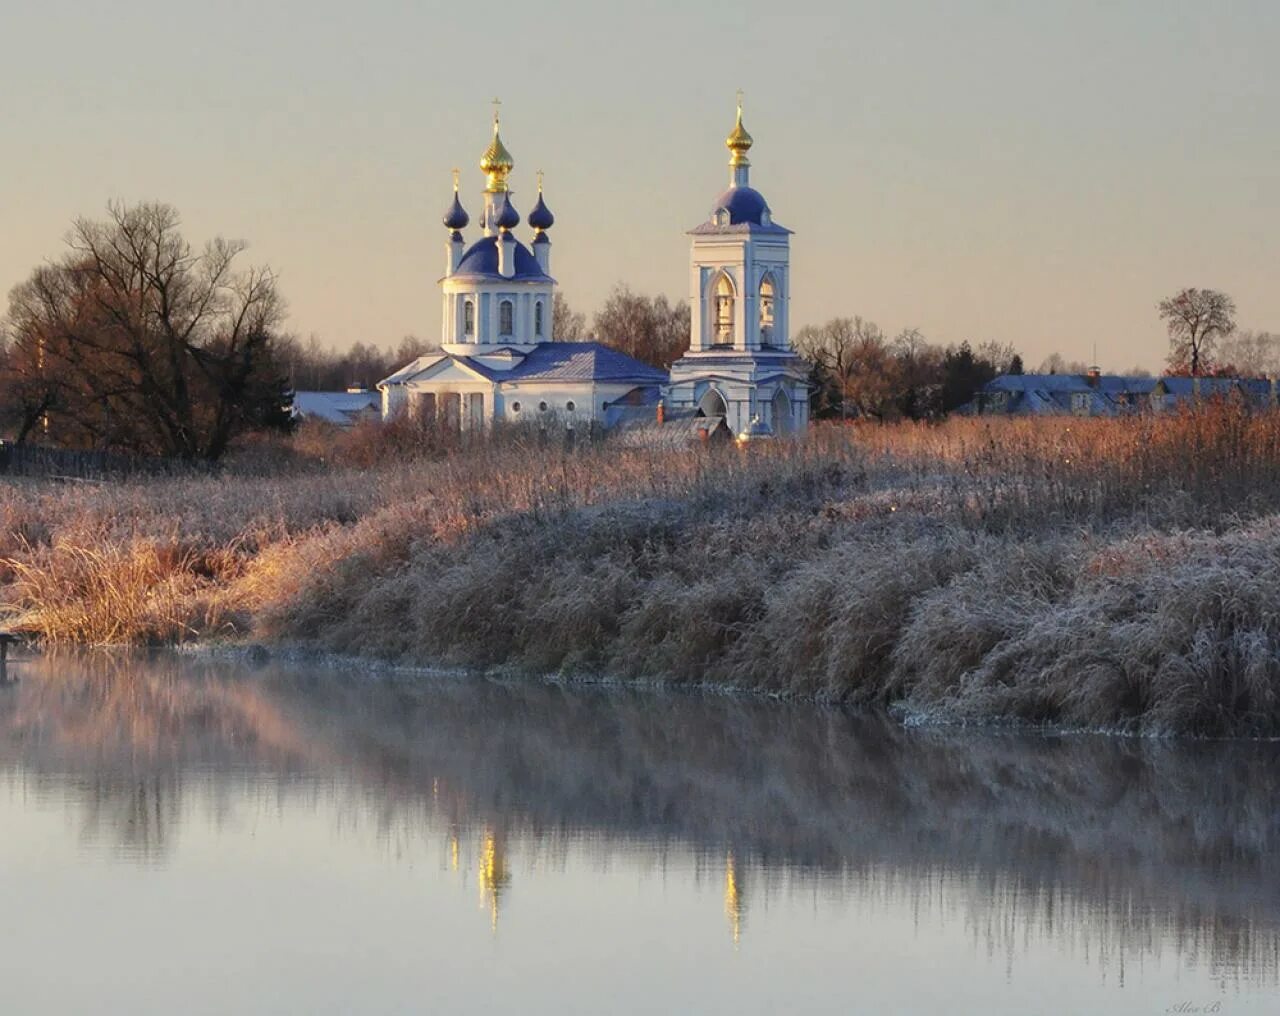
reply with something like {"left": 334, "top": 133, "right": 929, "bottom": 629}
{"left": 291, "top": 388, "right": 381, "bottom": 427}
{"left": 971, "top": 369, "right": 1280, "bottom": 417}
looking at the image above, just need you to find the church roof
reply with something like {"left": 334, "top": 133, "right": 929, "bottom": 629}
{"left": 716, "top": 185, "right": 770, "bottom": 224}
{"left": 451, "top": 234, "right": 552, "bottom": 282}
{"left": 690, "top": 185, "right": 791, "bottom": 235}
{"left": 463, "top": 342, "right": 668, "bottom": 384}
{"left": 378, "top": 343, "right": 667, "bottom": 389}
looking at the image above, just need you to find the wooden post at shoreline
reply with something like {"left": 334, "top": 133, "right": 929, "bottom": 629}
{"left": 0, "top": 632, "right": 18, "bottom": 683}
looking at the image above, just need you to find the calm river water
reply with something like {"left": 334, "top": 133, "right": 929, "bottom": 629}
{"left": 0, "top": 651, "right": 1277, "bottom": 1015}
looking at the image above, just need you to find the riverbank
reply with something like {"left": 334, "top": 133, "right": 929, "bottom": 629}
{"left": 6, "top": 407, "right": 1280, "bottom": 736}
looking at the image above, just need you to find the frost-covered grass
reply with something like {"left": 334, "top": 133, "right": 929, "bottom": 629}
{"left": 6, "top": 404, "right": 1280, "bottom": 735}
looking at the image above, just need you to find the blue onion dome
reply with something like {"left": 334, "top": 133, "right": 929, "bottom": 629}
{"left": 528, "top": 192, "right": 554, "bottom": 230}
{"left": 443, "top": 191, "right": 469, "bottom": 230}
{"left": 496, "top": 198, "right": 520, "bottom": 231}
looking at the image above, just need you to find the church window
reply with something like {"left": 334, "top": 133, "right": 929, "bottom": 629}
{"left": 464, "top": 300, "right": 475, "bottom": 337}
{"left": 539, "top": 401, "right": 548, "bottom": 412}
{"left": 759, "top": 275, "right": 776, "bottom": 344}
{"left": 714, "top": 274, "right": 735, "bottom": 346}
{"left": 511, "top": 401, "right": 521, "bottom": 413}
{"left": 535, "top": 300, "right": 544, "bottom": 337}
{"left": 499, "top": 299, "right": 514, "bottom": 336}
{"left": 566, "top": 400, "right": 576, "bottom": 412}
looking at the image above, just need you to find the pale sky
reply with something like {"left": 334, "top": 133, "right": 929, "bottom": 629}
{"left": 3, "top": 0, "right": 1278, "bottom": 370}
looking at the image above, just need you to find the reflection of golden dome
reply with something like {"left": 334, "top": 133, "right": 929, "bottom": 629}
{"left": 726, "top": 102, "right": 753, "bottom": 168}
{"left": 478, "top": 829, "right": 511, "bottom": 931}
{"left": 480, "top": 118, "right": 514, "bottom": 192}
{"left": 724, "top": 852, "right": 744, "bottom": 945}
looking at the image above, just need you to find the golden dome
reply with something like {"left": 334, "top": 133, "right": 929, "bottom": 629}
{"left": 480, "top": 114, "right": 514, "bottom": 192}
{"left": 726, "top": 99, "right": 753, "bottom": 167}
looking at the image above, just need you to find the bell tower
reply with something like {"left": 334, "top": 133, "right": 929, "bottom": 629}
{"left": 665, "top": 96, "right": 809, "bottom": 437}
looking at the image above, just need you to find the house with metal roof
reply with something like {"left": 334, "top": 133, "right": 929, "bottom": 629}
{"left": 292, "top": 389, "right": 381, "bottom": 427}
{"left": 971, "top": 370, "right": 1278, "bottom": 417}
{"left": 377, "top": 100, "right": 809, "bottom": 440}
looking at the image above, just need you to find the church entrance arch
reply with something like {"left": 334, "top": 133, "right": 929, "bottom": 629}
{"left": 697, "top": 388, "right": 728, "bottom": 420}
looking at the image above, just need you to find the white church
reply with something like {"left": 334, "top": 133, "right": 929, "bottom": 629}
{"left": 379, "top": 99, "right": 809, "bottom": 439}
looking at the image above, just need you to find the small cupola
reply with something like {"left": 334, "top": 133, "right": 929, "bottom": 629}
{"left": 726, "top": 90, "right": 753, "bottom": 187}
{"left": 496, "top": 196, "right": 520, "bottom": 231}
{"left": 528, "top": 172, "right": 555, "bottom": 231}
{"left": 443, "top": 169, "right": 470, "bottom": 231}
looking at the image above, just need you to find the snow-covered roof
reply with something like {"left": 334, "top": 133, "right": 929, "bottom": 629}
{"left": 978, "top": 373, "right": 1276, "bottom": 415}
{"left": 292, "top": 390, "right": 380, "bottom": 425}
{"left": 613, "top": 411, "right": 730, "bottom": 448}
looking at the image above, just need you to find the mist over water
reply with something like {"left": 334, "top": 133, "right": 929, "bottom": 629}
{"left": 1, "top": 652, "right": 1277, "bottom": 1014}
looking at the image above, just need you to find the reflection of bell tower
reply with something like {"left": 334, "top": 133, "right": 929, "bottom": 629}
{"left": 478, "top": 828, "right": 511, "bottom": 932}
{"left": 724, "top": 852, "right": 745, "bottom": 946}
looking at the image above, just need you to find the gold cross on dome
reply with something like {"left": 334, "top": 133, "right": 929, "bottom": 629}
{"left": 492, "top": 96, "right": 501, "bottom": 125}
{"left": 537, "top": 169, "right": 544, "bottom": 192}
{"left": 736, "top": 88, "right": 744, "bottom": 115}
{"left": 451, "top": 167, "right": 460, "bottom": 191}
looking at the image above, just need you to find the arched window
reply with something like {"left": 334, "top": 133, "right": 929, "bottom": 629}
{"left": 511, "top": 401, "right": 521, "bottom": 414}
{"left": 714, "top": 274, "right": 735, "bottom": 346}
{"left": 464, "top": 300, "right": 475, "bottom": 338}
{"left": 538, "top": 401, "right": 548, "bottom": 412}
{"left": 499, "top": 299, "right": 514, "bottom": 337}
{"left": 771, "top": 388, "right": 792, "bottom": 436}
{"left": 566, "top": 400, "right": 576, "bottom": 412}
{"left": 535, "top": 300, "right": 544, "bottom": 337}
{"left": 759, "top": 275, "right": 776, "bottom": 345}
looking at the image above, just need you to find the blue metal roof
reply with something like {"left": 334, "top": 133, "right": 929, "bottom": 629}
{"left": 452, "top": 235, "right": 551, "bottom": 281}
{"left": 687, "top": 185, "right": 791, "bottom": 236}
{"left": 713, "top": 185, "right": 770, "bottom": 224}
{"left": 462, "top": 342, "right": 667, "bottom": 384}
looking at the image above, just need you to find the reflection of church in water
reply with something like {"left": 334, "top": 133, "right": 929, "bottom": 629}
{"left": 379, "top": 97, "right": 809, "bottom": 440}
{"left": 453, "top": 825, "right": 746, "bottom": 945}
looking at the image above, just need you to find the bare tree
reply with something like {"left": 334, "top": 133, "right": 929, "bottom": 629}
{"left": 592, "top": 285, "right": 689, "bottom": 368}
{"left": 1159, "top": 288, "right": 1236, "bottom": 377}
{"left": 1215, "top": 329, "right": 1280, "bottom": 378}
{"left": 4, "top": 201, "right": 291, "bottom": 460}
{"left": 976, "top": 341, "right": 1019, "bottom": 374}
{"left": 553, "top": 294, "right": 588, "bottom": 342}
{"left": 1036, "top": 352, "right": 1089, "bottom": 375}
{"left": 794, "top": 317, "right": 894, "bottom": 418}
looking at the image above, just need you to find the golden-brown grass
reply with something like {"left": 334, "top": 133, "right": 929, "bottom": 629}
{"left": 7, "top": 403, "right": 1280, "bottom": 734}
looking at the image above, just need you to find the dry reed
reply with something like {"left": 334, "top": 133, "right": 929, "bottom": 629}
{"left": 7, "top": 403, "right": 1280, "bottom": 735}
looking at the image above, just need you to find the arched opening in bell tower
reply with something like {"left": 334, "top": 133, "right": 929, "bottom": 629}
{"left": 712, "top": 273, "right": 736, "bottom": 348}
{"left": 759, "top": 274, "right": 776, "bottom": 346}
